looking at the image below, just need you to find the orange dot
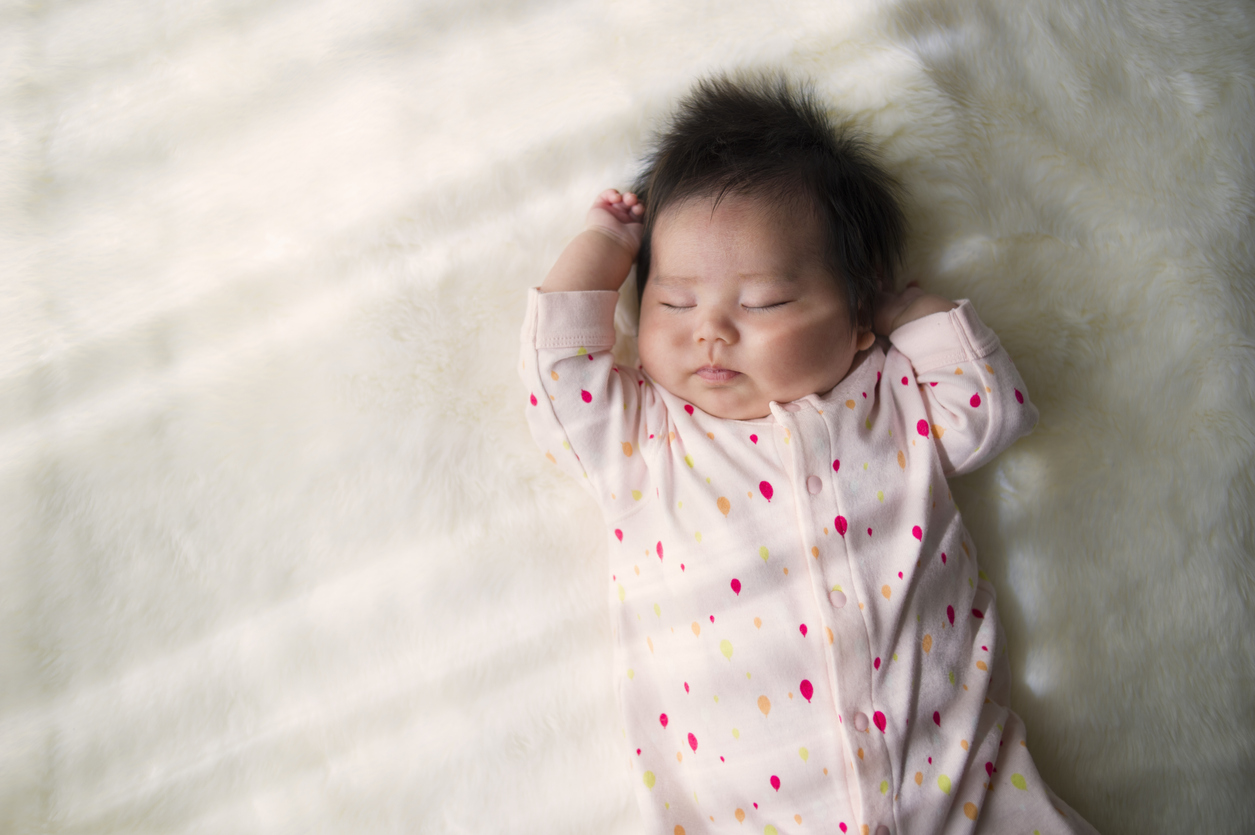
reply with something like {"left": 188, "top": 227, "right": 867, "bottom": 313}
{"left": 676, "top": 752, "right": 682, "bottom": 762}
{"left": 622, "top": 442, "right": 633, "bottom": 457}
{"left": 676, "top": 826, "right": 686, "bottom": 835}
{"left": 691, "top": 622, "right": 701, "bottom": 636}
{"left": 960, "top": 739, "right": 969, "bottom": 751}
{"left": 717, "top": 496, "right": 731, "bottom": 517}
{"left": 550, "top": 370, "right": 559, "bottom": 381}
{"left": 735, "top": 809, "right": 746, "bottom": 823}
{"left": 857, "top": 748, "right": 864, "bottom": 759}
{"left": 794, "top": 815, "right": 803, "bottom": 824}
{"left": 976, "top": 660, "right": 988, "bottom": 671}
{"left": 897, "top": 450, "right": 906, "bottom": 469}
{"left": 758, "top": 695, "right": 771, "bottom": 716}
{"left": 707, "top": 432, "right": 715, "bottom": 439}
{"left": 783, "top": 568, "right": 789, "bottom": 575}
{"left": 914, "top": 771, "right": 923, "bottom": 785}
{"left": 881, "top": 585, "right": 891, "bottom": 599}
{"left": 922, "top": 634, "right": 933, "bottom": 653}
{"left": 811, "top": 546, "right": 819, "bottom": 558}
{"left": 845, "top": 400, "right": 856, "bottom": 409}
{"left": 754, "top": 617, "right": 762, "bottom": 629}
{"left": 825, "top": 627, "right": 834, "bottom": 645}
{"left": 964, "top": 802, "right": 978, "bottom": 820}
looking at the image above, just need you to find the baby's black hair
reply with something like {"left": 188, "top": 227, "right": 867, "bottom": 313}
{"left": 632, "top": 73, "right": 906, "bottom": 328}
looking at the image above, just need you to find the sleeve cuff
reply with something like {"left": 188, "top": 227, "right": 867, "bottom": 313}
{"left": 524, "top": 287, "right": 621, "bottom": 350}
{"left": 888, "top": 299, "right": 1001, "bottom": 372}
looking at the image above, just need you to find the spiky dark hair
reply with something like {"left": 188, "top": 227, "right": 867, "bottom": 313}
{"left": 632, "top": 74, "right": 906, "bottom": 328}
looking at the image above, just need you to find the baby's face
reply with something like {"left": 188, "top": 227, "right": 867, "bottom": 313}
{"left": 639, "top": 194, "right": 874, "bottom": 420}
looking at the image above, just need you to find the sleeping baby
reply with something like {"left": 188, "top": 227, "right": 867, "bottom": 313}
{"left": 519, "top": 75, "right": 1098, "bottom": 835}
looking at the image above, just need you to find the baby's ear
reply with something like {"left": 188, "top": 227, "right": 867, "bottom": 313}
{"left": 856, "top": 329, "right": 876, "bottom": 351}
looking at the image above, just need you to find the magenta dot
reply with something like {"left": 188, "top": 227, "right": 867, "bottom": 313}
{"left": 832, "top": 459, "right": 840, "bottom": 472}
{"left": 799, "top": 624, "right": 808, "bottom": 637}
{"left": 947, "top": 605, "right": 955, "bottom": 625}
{"left": 867, "top": 527, "right": 873, "bottom": 536}
{"left": 834, "top": 515, "right": 848, "bottom": 536}
{"left": 972, "top": 608, "right": 985, "bottom": 619}
{"left": 917, "top": 419, "right": 930, "bottom": 437}
{"left": 770, "top": 775, "right": 780, "bottom": 792}
{"left": 873, "top": 711, "right": 886, "bottom": 733}
{"left": 933, "top": 711, "right": 941, "bottom": 727}
{"left": 901, "top": 376, "right": 909, "bottom": 385}
{"left": 799, "top": 679, "right": 813, "bottom": 702}
{"left": 688, "top": 732, "right": 698, "bottom": 751}
{"left": 615, "top": 529, "right": 623, "bottom": 542}
{"left": 912, "top": 525, "right": 923, "bottom": 540}
{"left": 750, "top": 433, "right": 758, "bottom": 444}
{"left": 759, "top": 481, "right": 774, "bottom": 502}
{"left": 580, "top": 390, "right": 592, "bottom": 403}
{"left": 840, "top": 825, "right": 848, "bottom": 834}
{"left": 970, "top": 392, "right": 982, "bottom": 408}
{"left": 656, "top": 542, "right": 663, "bottom": 559}
{"left": 683, "top": 682, "right": 689, "bottom": 693}
{"left": 731, "top": 578, "right": 741, "bottom": 596}
{"left": 985, "top": 761, "right": 994, "bottom": 777}
{"left": 659, "top": 713, "right": 668, "bottom": 728}
{"left": 684, "top": 404, "right": 694, "bottom": 415}
{"left": 941, "top": 552, "right": 946, "bottom": 564}
{"left": 529, "top": 393, "right": 537, "bottom": 406}
{"left": 1015, "top": 389, "right": 1024, "bottom": 403}
{"left": 873, "top": 657, "right": 881, "bottom": 670}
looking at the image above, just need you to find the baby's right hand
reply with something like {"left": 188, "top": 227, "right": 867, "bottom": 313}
{"left": 586, "top": 189, "right": 644, "bottom": 256}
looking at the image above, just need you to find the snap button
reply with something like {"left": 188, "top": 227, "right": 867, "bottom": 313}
{"left": 783, "top": 402, "right": 801, "bottom": 412}
{"left": 853, "top": 712, "right": 869, "bottom": 731}
{"left": 828, "top": 590, "right": 847, "bottom": 608}
{"left": 875, "top": 826, "right": 890, "bottom": 835}
{"left": 806, "top": 475, "right": 822, "bottom": 494}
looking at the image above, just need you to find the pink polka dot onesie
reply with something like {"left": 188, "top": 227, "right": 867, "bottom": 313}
{"left": 520, "top": 288, "right": 1099, "bottom": 835}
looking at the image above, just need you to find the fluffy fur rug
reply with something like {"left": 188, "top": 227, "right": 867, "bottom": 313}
{"left": 2, "top": 0, "right": 1252, "bottom": 833}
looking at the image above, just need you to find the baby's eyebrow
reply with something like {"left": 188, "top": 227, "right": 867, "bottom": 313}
{"left": 650, "top": 273, "right": 799, "bottom": 287}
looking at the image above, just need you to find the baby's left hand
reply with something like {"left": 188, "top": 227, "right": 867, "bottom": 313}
{"left": 873, "top": 282, "right": 958, "bottom": 335}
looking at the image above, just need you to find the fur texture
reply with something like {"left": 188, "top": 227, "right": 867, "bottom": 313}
{"left": 1, "top": 0, "right": 1252, "bottom": 833}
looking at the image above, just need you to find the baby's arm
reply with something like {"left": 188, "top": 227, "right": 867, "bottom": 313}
{"left": 540, "top": 189, "right": 643, "bottom": 293}
{"left": 520, "top": 190, "right": 661, "bottom": 513}
{"left": 877, "top": 284, "right": 1038, "bottom": 475}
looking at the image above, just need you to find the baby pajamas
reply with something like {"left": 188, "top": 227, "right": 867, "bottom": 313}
{"left": 520, "top": 288, "right": 1098, "bottom": 835}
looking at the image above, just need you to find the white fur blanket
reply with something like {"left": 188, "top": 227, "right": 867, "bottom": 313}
{"left": 2, "top": 1, "right": 1252, "bottom": 833}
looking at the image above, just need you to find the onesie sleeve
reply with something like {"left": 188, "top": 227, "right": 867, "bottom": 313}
{"left": 518, "top": 287, "right": 662, "bottom": 513}
{"left": 887, "top": 299, "right": 1039, "bottom": 475}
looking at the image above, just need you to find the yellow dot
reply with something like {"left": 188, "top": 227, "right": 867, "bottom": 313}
{"left": 720, "top": 640, "right": 733, "bottom": 660}
{"left": 799, "top": 747, "right": 809, "bottom": 761}
{"left": 732, "top": 728, "right": 740, "bottom": 739}
{"left": 759, "top": 546, "right": 769, "bottom": 562}
{"left": 631, "top": 490, "right": 642, "bottom": 501}
{"left": 617, "top": 584, "right": 625, "bottom": 601}
{"left": 653, "top": 603, "right": 661, "bottom": 617}
{"left": 877, "top": 490, "right": 884, "bottom": 503}
{"left": 938, "top": 774, "right": 952, "bottom": 794}
{"left": 765, "top": 826, "right": 778, "bottom": 835}
{"left": 1011, "top": 773, "right": 1028, "bottom": 790}
{"left": 695, "top": 531, "right": 702, "bottom": 542}
{"left": 880, "top": 780, "right": 888, "bottom": 794}
{"left": 684, "top": 455, "right": 694, "bottom": 468}
{"left": 643, "top": 771, "right": 655, "bottom": 789}
{"left": 627, "top": 668, "right": 634, "bottom": 679}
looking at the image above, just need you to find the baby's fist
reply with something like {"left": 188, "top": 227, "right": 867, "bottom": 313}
{"left": 586, "top": 189, "right": 644, "bottom": 256}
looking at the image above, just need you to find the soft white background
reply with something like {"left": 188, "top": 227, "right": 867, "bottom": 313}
{"left": 1, "top": 0, "right": 1252, "bottom": 833}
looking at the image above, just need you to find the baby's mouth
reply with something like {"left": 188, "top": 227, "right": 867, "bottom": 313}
{"left": 695, "top": 366, "right": 740, "bottom": 383}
